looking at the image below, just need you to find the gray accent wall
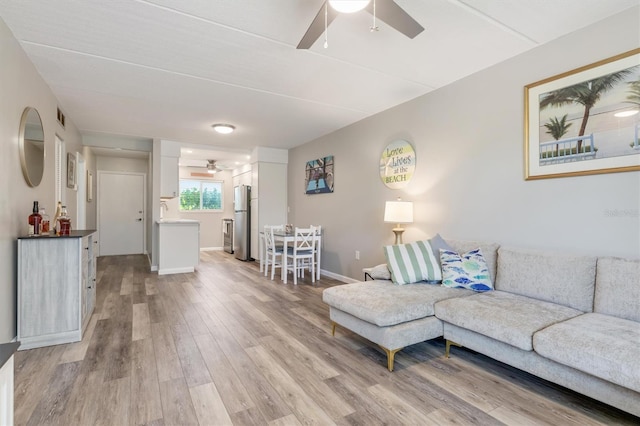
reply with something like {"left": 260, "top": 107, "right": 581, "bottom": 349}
{"left": 288, "top": 8, "right": 640, "bottom": 281}
{"left": 0, "top": 18, "right": 84, "bottom": 342}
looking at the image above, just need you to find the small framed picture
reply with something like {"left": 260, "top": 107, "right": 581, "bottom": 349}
{"left": 67, "top": 152, "right": 76, "bottom": 189}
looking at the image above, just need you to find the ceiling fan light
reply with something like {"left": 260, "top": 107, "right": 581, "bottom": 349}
{"left": 328, "top": 0, "right": 370, "bottom": 13}
{"left": 212, "top": 123, "right": 235, "bottom": 134}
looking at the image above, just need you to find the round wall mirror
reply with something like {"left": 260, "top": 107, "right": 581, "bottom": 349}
{"left": 19, "top": 107, "right": 45, "bottom": 187}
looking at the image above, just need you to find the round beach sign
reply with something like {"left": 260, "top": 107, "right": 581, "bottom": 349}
{"left": 379, "top": 139, "right": 416, "bottom": 189}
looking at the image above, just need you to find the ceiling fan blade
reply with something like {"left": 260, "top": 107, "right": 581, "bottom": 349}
{"left": 297, "top": 1, "right": 339, "bottom": 49}
{"left": 367, "top": 0, "right": 424, "bottom": 39}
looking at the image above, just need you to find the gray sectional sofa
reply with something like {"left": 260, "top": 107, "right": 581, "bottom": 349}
{"left": 322, "top": 240, "right": 640, "bottom": 417}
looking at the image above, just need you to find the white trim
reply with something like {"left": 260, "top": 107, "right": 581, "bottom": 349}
{"left": 200, "top": 247, "right": 223, "bottom": 251}
{"left": 319, "top": 268, "right": 360, "bottom": 284}
{"left": 158, "top": 266, "right": 195, "bottom": 275}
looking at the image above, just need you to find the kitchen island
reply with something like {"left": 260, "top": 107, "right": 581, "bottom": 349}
{"left": 157, "top": 219, "right": 200, "bottom": 275}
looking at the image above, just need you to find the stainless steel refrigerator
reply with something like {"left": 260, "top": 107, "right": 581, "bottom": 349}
{"left": 234, "top": 185, "right": 251, "bottom": 260}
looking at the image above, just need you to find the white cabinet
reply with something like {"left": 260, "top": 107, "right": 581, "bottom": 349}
{"left": 158, "top": 220, "right": 200, "bottom": 275}
{"left": 161, "top": 155, "right": 179, "bottom": 198}
{"left": 17, "top": 231, "right": 97, "bottom": 350}
{"left": 0, "top": 342, "right": 19, "bottom": 426}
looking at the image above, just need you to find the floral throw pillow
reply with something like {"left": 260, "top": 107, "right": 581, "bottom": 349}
{"left": 440, "top": 248, "right": 493, "bottom": 292}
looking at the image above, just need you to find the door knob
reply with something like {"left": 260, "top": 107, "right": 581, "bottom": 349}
{"left": 136, "top": 218, "right": 142, "bottom": 222}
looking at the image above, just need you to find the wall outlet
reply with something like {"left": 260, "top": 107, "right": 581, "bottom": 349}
{"left": 355, "top": 250, "right": 360, "bottom": 260}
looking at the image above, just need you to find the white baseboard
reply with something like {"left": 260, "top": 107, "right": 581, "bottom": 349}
{"left": 319, "top": 269, "right": 360, "bottom": 284}
{"left": 200, "top": 247, "right": 223, "bottom": 252}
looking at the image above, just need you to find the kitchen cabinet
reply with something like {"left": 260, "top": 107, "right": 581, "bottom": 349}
{"left": 161, "top": 155, "right": 179, "bottom": 198}
{"left": 17, "top": 231, "right": 97, "bottom": 350}
{"left": 158, "top": 219, "right": 199, "bottom": 275}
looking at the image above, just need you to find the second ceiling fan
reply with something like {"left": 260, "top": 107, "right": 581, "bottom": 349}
{"left": 297, "top": 0, "right": 424, "bottom": 49}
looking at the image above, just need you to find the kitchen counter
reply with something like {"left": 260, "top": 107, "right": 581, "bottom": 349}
{"left": 18, "top": 230, "right": 97, "bottom": 239}
{"left": 157, "top": 220, "right": 200, "bottom": 275}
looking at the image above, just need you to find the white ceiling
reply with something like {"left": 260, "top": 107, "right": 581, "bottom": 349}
{"left": 1, "top": 0, "right": 637, "bottom": 161}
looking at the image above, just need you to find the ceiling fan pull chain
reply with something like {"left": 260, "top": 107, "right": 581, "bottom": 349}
{"left": 324, "top": 2, "right": 329, "bottom": 48}
{"left": 370, "top": 0, "right": 379, "bottom": 32}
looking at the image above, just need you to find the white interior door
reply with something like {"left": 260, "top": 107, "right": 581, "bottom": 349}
{"left": 98, "top": 172, "right": 145, "bottom": 256}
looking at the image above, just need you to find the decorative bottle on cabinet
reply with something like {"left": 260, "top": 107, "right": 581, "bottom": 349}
{"left": 53, "top": 201, "right": 62, "bottom": 235}
{"left": 57, "top": 205, "right": 71, "bottom": 236}
{"left": 28, "top": 201, "right": 41, "bottom": 236}
{"left": 39, "top": 206, "right": 50, "bottom": 234}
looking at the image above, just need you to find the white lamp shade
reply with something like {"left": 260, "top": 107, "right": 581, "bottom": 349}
{"left": 384, "top": 201, "right": 413, "bottom": 224}
{"left": 328, "top": 0, "right": 370, "bottom": 13}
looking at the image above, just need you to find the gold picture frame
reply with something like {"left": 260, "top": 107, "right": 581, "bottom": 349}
{"left": 525, "top": 48, "right": 640, "bottom": 180}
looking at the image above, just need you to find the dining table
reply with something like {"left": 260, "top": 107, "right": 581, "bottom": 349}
{"left": 259, "top": 228, "right": 322, "bottom": 280}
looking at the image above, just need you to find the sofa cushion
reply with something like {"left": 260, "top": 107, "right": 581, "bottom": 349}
{"left": 434, "top": 291, "right": 582, "bottom": 351}
{"left": 428, "top": 233, "right": 454, "bottom": 268}
{"left": 322, "top": 281, "right": 471, "bottom": 327}
{"left": 533, "top": 313, "right": 640, "bottom": 393}
{"left": 495, "top": 248, "right": 596, "bottom": 312}
{"left": 384, "top": 240, "right": 441, "bottom": 285}
{"left": 446, "top": 240, "right": 500, "bottom": 284}
{"left": 440, "top": 248, "right": 493, "bottom": 292}
{"left": 594, "top": 257, "right": 640, "bottom": 322}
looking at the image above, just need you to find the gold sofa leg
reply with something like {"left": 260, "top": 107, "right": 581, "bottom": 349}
{"left": 445, "top": 340, "right": 461, "bottom": 358}
{"left": 380, "top": 346, "right": 402, "bottom": 372}
{"left": 331, "top": 322, "right": 337, "bottom": 336}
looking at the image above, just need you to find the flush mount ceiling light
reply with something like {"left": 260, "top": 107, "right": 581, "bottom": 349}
{"left": 328, "top": 0, "right": 370, "bottom": 13}
{"left": 614, "top": 110, "right": 639, "bottom": 118}
{"left": 212, "top": 124, "right": 235, "bottom": 134}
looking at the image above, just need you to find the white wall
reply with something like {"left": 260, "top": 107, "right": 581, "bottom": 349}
{"left": 0, "top": 18, "right": 84, "bottom": 341}
{"left": 288, "top": 8, "right": 640, "bottom": 280}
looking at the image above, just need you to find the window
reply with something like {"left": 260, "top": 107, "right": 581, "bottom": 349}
{"left": 179, "top": 179, "right": 223, "bottom": 211}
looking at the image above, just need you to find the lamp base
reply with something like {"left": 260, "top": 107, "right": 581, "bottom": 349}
{"left": 392, "top": 227, "right": 405, "bottom": 245}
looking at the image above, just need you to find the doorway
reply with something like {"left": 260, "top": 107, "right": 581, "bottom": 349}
{"left": 98, "top": 171, "right": 146, "bottom": 256}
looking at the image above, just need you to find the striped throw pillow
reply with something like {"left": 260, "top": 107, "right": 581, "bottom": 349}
{"left": 383, "top": 240, "right": 442, "bottom": 285}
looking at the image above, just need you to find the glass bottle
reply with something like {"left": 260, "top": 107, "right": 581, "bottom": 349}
{"left": 53, "top": 201, "right": 62, "bottom": 235}
{"left": 57, "top": 205, "right": 71, "bottom": 236}
{"left": 39, "top": 206, "right": 50, "bottom": 234}
{"left": 28, "top": 201, "right": 42, "bottom": 236}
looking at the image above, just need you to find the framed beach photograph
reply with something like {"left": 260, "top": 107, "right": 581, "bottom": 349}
{"left": 67, "top": 152, "right": 76, "bottom": 189}
{"left": 525, "top": 48, "right": 640, "bottom": 180}
{"left": 305, "top": 155, "right": 334, "bottom": 194}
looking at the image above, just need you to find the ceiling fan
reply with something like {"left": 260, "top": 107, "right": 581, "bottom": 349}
{"left": 297, "top": 0, "right": 424, "bottom": 49}
{"left": 187, "top": 160, "right": 226, "bottom": 174}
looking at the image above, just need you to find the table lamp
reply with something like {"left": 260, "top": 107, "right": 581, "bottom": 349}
{"left": 384, "top": 199, "right": 413, "bottom": 245}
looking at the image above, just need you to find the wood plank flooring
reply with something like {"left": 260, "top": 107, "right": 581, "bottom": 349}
{"left": 13, "top": 251, "right": 640, "bottom": 425}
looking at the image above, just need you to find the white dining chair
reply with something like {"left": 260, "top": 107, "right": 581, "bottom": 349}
{"left": 284, "top": 227, "right": 317, "bottom": 285}
{"left": 304, "top": 225, "right": 322, "bottom": 277}
{"left": 264, "top": 225, "right": 284, "bottom": 280}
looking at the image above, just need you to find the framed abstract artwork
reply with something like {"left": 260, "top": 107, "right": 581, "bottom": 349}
{"left": 525, "top": 48, "right": 640, "bottom": 180}
{"left": 305, "top": 155, "right": 334, "bottom": 194}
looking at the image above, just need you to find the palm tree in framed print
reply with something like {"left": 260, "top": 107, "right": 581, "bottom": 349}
{"left": 539, "top": 68, "right": 634, "bottom": 152}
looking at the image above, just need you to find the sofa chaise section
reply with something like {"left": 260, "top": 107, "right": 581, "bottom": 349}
{"left": 322, "top": 280, "right": 471, "bottom": 371}
{"left": 322, "top": 240, "right": 498, "bottom": 371}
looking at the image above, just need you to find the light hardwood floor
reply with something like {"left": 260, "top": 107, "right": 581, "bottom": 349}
{"left": 14, "top": 251, "right": 639, "bottom": 425}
